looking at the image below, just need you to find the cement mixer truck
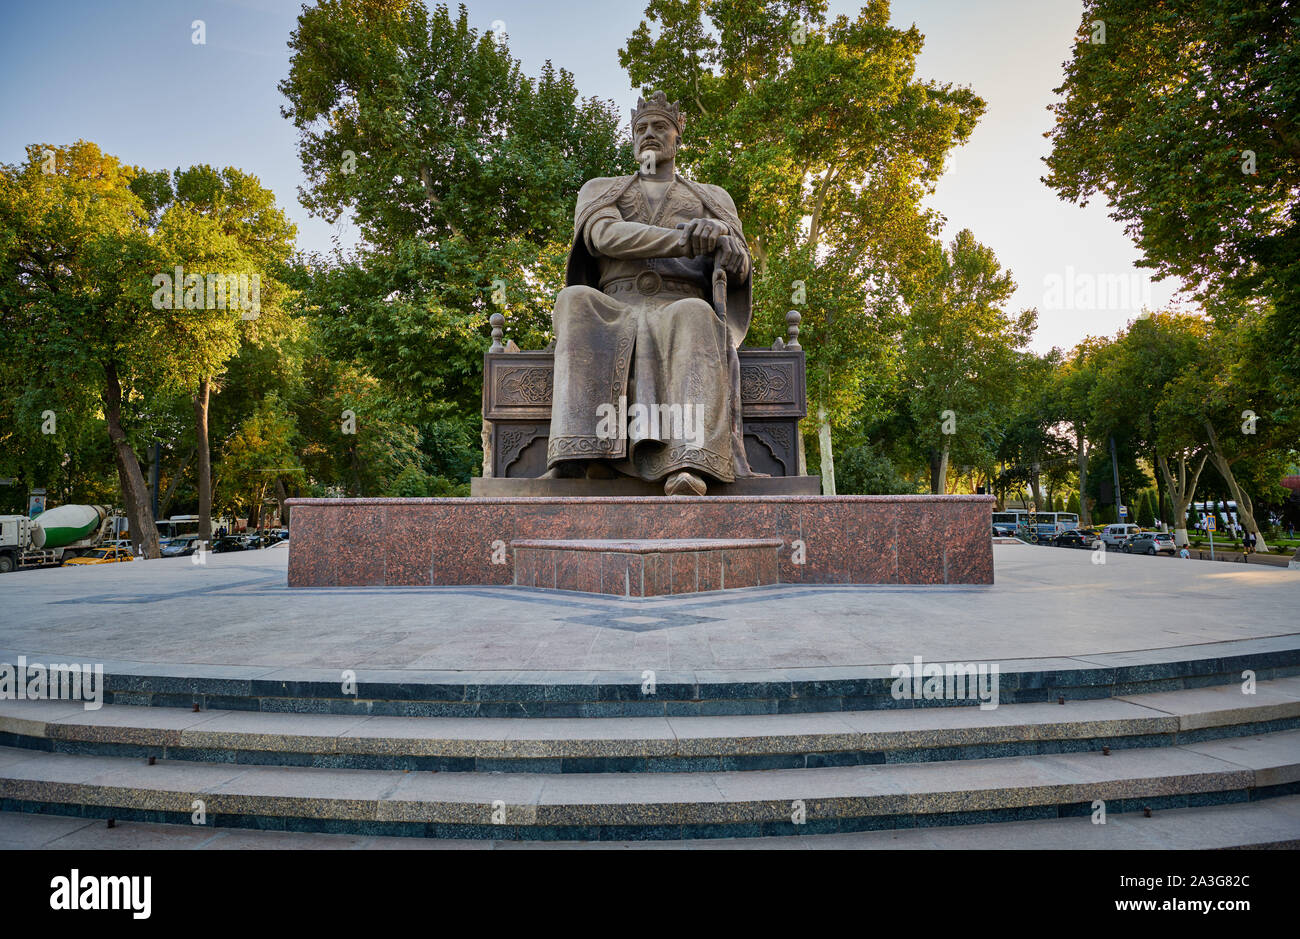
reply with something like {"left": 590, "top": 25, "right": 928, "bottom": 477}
{"left": 0, "top": 504, "right": 117, "bottom": 572}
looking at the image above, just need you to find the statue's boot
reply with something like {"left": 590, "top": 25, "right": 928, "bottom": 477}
{"left": 664, "top": 471, "right": 707, "bottom": 496}
{"left": 541, "top": 461, "right": 586, "bottom": 480}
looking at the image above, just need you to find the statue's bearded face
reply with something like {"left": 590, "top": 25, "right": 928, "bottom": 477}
{"left": 633, "top": 115, "right": 680, "bottom": 164}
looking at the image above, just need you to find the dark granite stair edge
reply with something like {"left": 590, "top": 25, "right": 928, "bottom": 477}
{"left": 3, "top": 715, "right": 1298, "bottom": 773}
{"left": 4, "top": 781, "right": 1298, "bottom": 841}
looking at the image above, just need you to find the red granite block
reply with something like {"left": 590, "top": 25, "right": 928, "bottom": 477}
{"left": 383, "top": 505, "right": 437, "bottom": 586}
{"left": 698, "top": 550, "right": 722, "bottom": 592}
{"left": 942, "top": 502, "right": 994, "bottom": 584}
{"left": 642, "top": 553, "right": 667, "bottom": 596}
{"left": 722, "top": 546, "right": 760, "bottom": 588}
{"left": 513, "top": 546, "right": 541, "bottom": 588}
{"left": 757, "top": 545, "right": 779, "bottom": 585}
{"left": 554, "top": 548, "right": 601, "bottom": 593}
{"left": 599, "top": 552, "right": 630, "bottom": 596}
{"left": 286, "top": 505, "right": 331, "bottom": 587}
{"left": 333, "top": 505, "right": 386, "bottom": 587}
{"left": 669, "top": 551, "right": 698, "bottom": 595}
{"left": 431, "top": 502, "right": 514, "bottom": 586}
{"left": 894, "top": 503, "right": 946, "bottom": 584}
{"left": 626, "top": 555, "right": 645, "bottom": 596}
{"left": 843, "top": 509, "right": 895, "bottom": 585}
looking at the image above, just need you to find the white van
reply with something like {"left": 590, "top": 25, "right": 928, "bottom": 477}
{"left": 1100, "top": 523, "right": 1142, "bottom": 547}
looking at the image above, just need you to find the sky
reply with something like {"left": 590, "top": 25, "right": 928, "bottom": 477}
{"left": 0, "top": 0, "right": 1187, "bottom": 353}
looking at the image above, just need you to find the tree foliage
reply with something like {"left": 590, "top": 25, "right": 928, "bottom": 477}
{"left": 281, "top": 0, "right": 630, "bottom": 415}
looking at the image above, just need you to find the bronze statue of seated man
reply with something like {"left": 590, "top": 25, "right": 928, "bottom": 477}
{"left": 542, "top": 91, "right": 760, "bottom": 496}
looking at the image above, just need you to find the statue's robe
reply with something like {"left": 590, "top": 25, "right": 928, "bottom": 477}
{"left": 546, "top": 173, "right": 755, "bottom": 483}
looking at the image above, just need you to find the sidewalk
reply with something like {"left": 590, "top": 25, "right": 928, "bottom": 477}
{"left": 1182, "top": 548, "right": 1296, "bottom": 568}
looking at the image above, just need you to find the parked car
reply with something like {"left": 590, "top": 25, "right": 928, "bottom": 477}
{"left": 1099, "top": 523, "right": 1142, "bottom": 548}
{"left": 160, "top": 535, "right": 202, "bottom": 557}
{"left": 214, "top": 535, "right": 248, "bottom": 553}
{"left": 992, "top": 521, "right": 1018, "bottom": 537}
{"left": 63, "top": 545, "right": 136, "bottom": 566}
{"left": 1052, "top": 529, "right": 1095, "bottom": 549}
{"left": 1123, "top": 531, "right": 1177, "bottom": 555}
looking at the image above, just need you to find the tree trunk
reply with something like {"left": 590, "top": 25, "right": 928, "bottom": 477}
{"left": 1029, "top": 459, "right": 1044, "bottom": 510}
{"left": 1204, "top": 421, "right": 1269, "bottom": 551}
{"left": 817, "top": 406, "right": 836, "bottom": 496}
{"left": 249, "top": 481, "right": 266, "bottom": 529}
{"left": 158, "top": 446, "right": 196, "bottom": 520}
{"left": 349, "top": 443, "right": 364, "bottom": 497}
{"left": 929, "top": 442, "right": 949, "bottom": 495}
{"left": 1149, "top": 446, "right": 1167, "bottom": 531}
{"left": 1157, "top": 450, "right": 1209, "bottom": 547}
{"left": 194, "top": 377, "right": 212, "bottom": 543}
{"left": 103, "top": 361, "right": 160, "bottom": 558}
{"left": 1075, "top": 426, "right": 1091, "bottom": 526}
{"left": 275, "top": 477, "right": 290, "bottom": 529}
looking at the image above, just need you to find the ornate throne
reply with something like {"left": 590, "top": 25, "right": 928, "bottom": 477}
{"left": 474, "top": 311, "right": 816, "bottom": 494}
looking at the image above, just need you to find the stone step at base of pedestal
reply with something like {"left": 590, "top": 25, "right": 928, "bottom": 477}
{"left": 7, "top": 795, "right": 1299, "bottom": 849}
{"left": 2, "top": 677, "right": 1297, "bottom": 773}
{"left": 1, "top": 730, "right": 1297, "bottom": 841}
{"left": 15, "top": 638, "right": 1297, "bottom": 717}
{"left": 511, "top": 538, "right": 783, "bottom": 596}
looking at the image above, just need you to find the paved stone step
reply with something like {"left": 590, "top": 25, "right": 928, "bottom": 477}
{"left": 1, "top": 730, "right": 1296, "bottom": 840}
{"left": 31, "top": 636, "right": 1299, "bottom": 716}
{"left": 511, "top": 537, "right": 783, "bottom": 596}
{"left": 3, "top": 677, "right": 1297, "bottom": 772}
{"left": 7, "top": 795, "right": 1299, "bottom": 849}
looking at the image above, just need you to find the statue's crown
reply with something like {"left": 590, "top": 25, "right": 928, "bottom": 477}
{"left": 631, "top": 91, "right": 682, "bottom": 134}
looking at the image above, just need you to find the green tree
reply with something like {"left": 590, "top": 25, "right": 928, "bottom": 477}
{"left": 1161, "top": 300, "right": 1298, "bottom": 550}
{"left": 620, "top": 0, "right": 984, "bottom": 490}
{"left": 137, "top": 165, "right": 298, "bottom": 542}
{"left": 1044, "top": 1, "right": 1300, "bottom": 386}
{"left": 899, "top": 231, "right": 1036, "bottom": 493}
{"left": 293, "top": 346, "right": 425, "bottom": 497}
{"left": 1093, "top": 314, "right": 1209, "bottom": 545}
{"left": 996, "top": 350, "right": 1075, "bottom": 511}
{"left": 834, "top": 436, "right": 915, "bottom": 494}
{"left": 0, "top": 142, "right": 164, "bottom": 555}
{"left": 1052, "top": 337, "right": 1108, "bottom": 526}
{"left": 216, "top": 394, "right": 303, "bottom": 527}
{"left": 281, "top": 0, "right": 629, "bottom": 426}
{"left": 1137, "top": 489, "right": 1155, "bottom": 527}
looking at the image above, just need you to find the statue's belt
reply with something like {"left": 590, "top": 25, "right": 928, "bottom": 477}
{"left": 602, "top": 272, "right": 705, "bottom": 300}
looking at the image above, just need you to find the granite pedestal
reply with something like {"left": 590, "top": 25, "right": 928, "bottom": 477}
{"left": 285, "top": 494, "right": 995, "bottom": 588}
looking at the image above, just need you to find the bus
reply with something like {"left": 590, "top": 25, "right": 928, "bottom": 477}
{"left": 1022, "top": 512, "right": 1078, "bottom": 540}
{"left": 992, "top": 510, "right": 1025, "bottom": 536}
{"left": 992, "top": 509, "right": 1079, "bottom": 541}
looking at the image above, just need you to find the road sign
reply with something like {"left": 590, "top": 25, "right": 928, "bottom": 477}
{"left": 1119, "top": 505, "right": 1127, "bottom": 518}
{"left": 1206, "top": 515, "right": 1217, "bottom": 532}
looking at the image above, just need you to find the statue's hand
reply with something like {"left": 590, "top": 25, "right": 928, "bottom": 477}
{"left": 676, "top": 218, "right": 727, "bottom": 257}
{"left": 715, "top": 235, "right": 750, "bottom": 280}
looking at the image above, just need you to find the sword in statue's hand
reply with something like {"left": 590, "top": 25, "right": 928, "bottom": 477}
{"left": 711, "top": 254, "right": 727, "bottom": 322}
{"left": 675, "top": 221, "right": 727, "bottom": 321}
